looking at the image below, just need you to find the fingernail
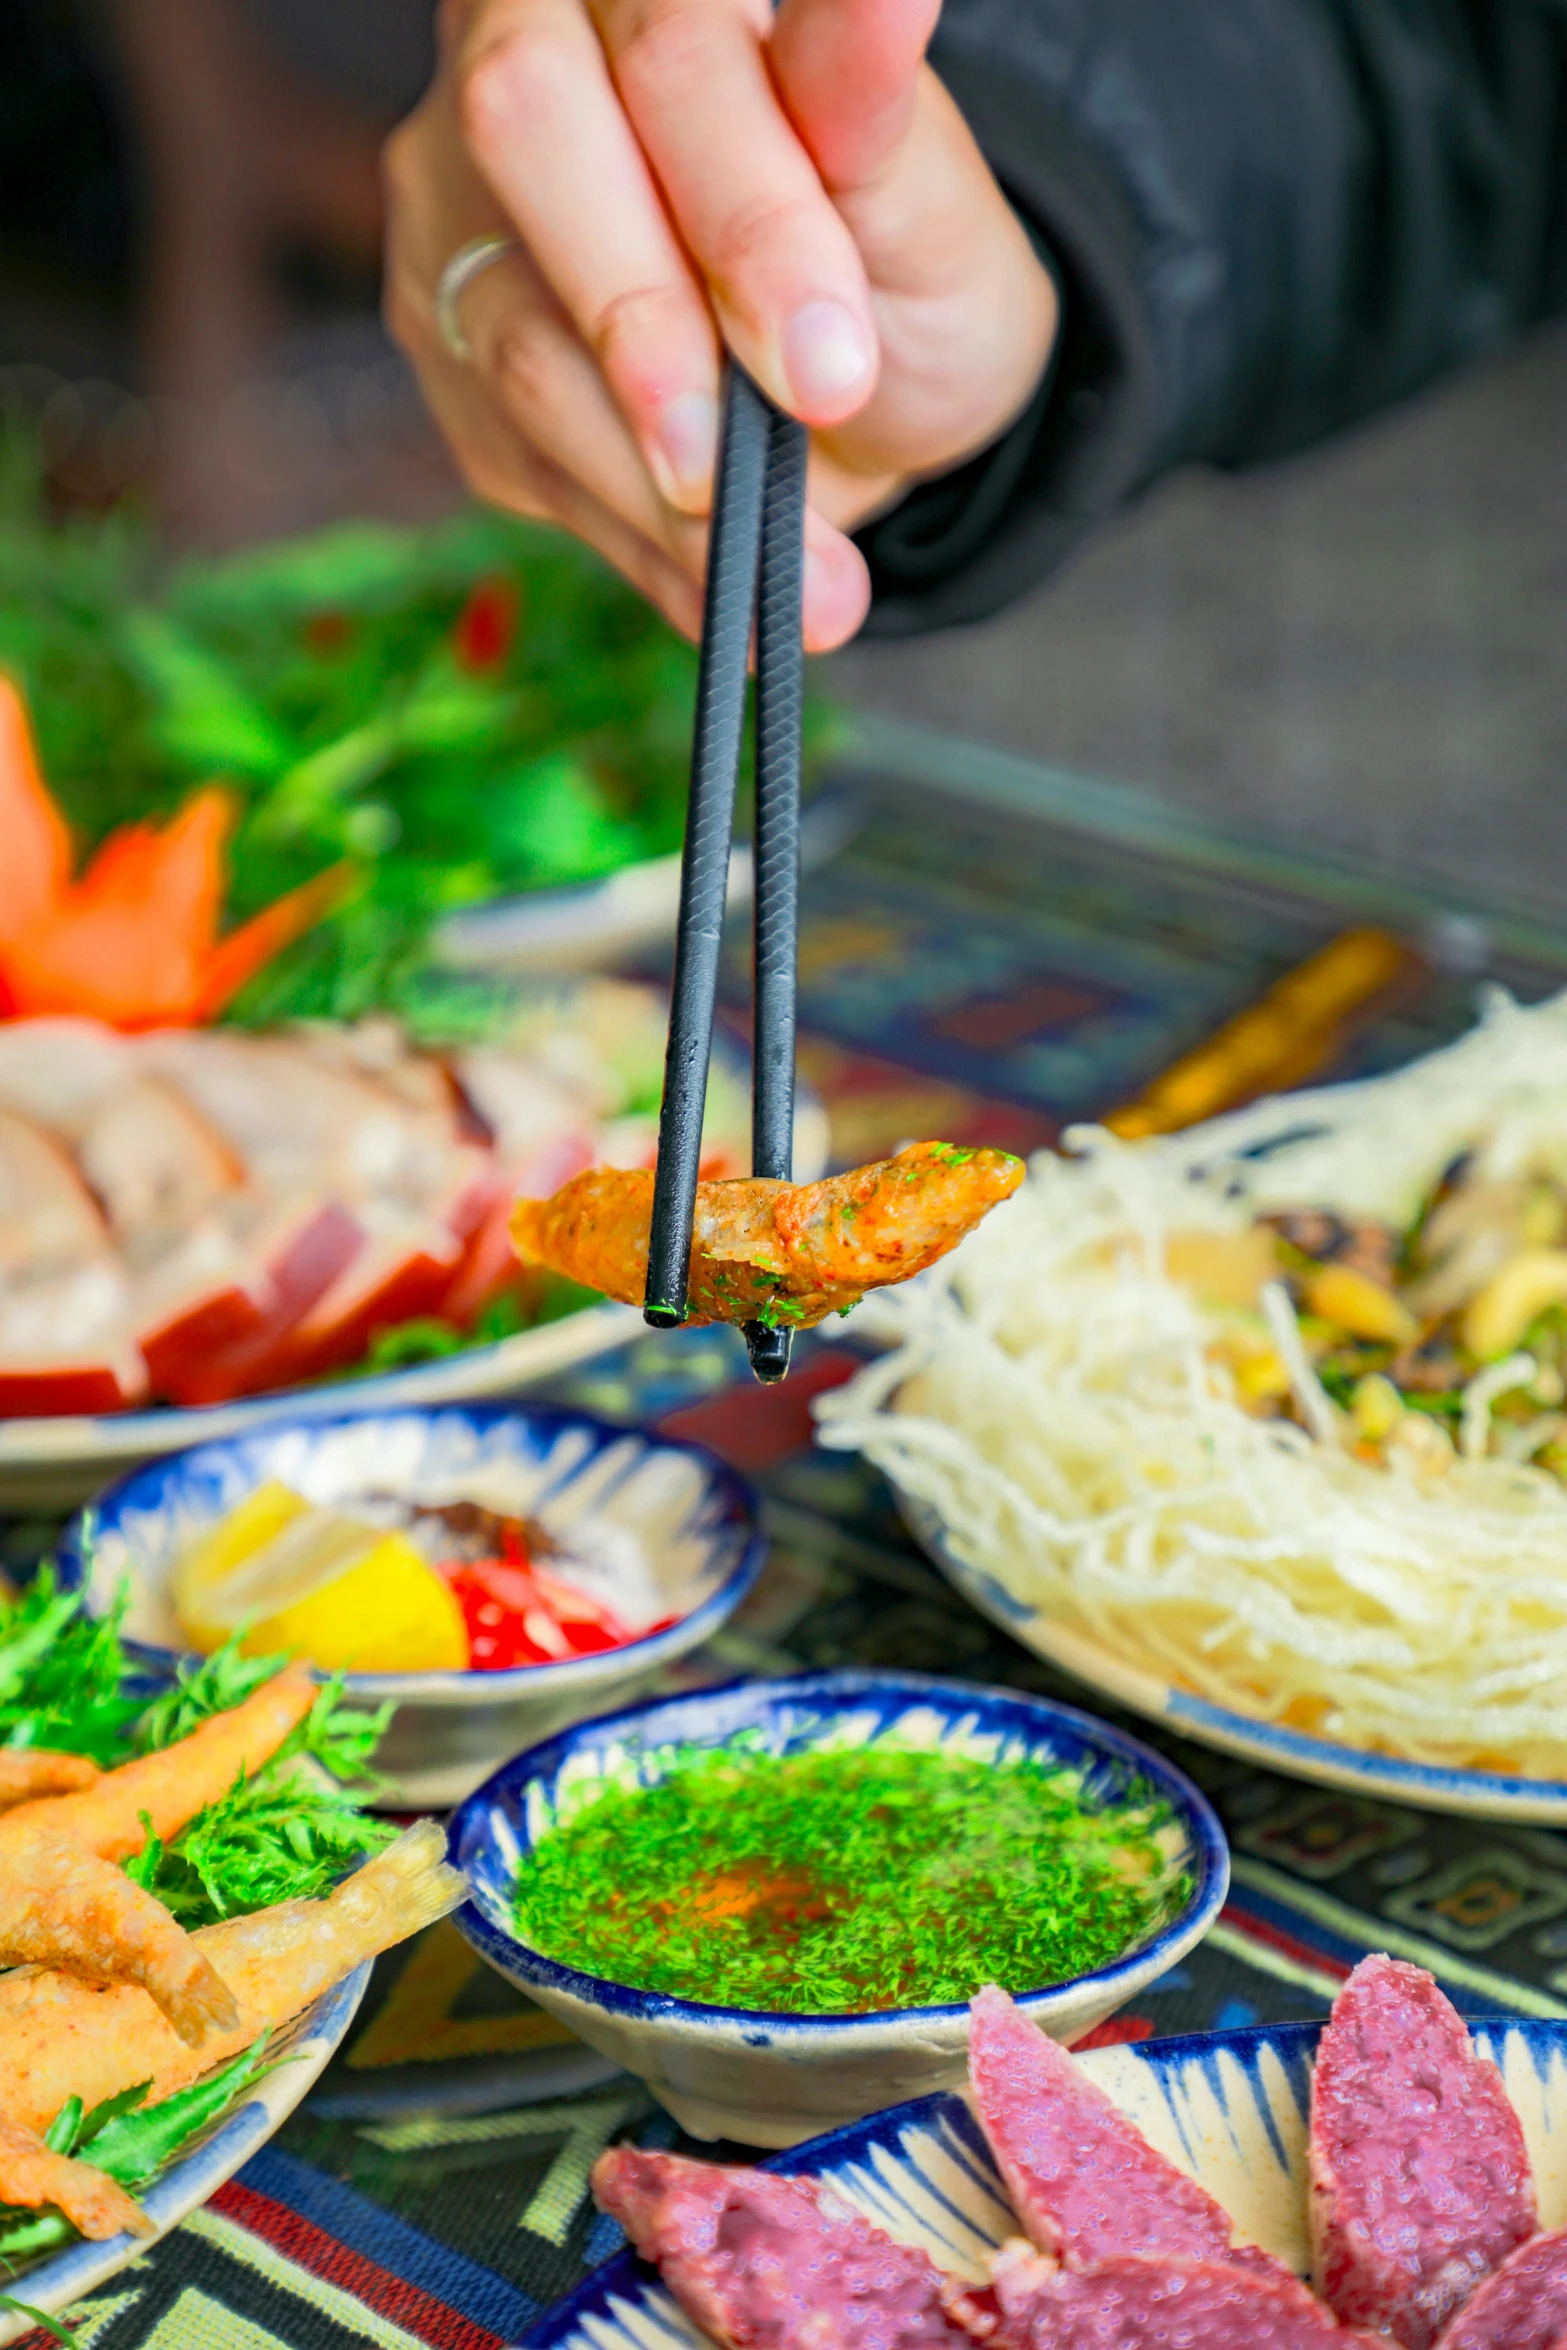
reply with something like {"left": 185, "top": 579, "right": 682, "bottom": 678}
{"left": 782, "top": 300, "right": 874, "bottom": 413}
{"left": 653, "top": 391, "right": 719, "bottom": 504}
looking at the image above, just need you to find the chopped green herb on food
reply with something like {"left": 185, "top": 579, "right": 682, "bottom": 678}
{"left": 513, "top": 1738, "right": 1185, "bottom": 2013}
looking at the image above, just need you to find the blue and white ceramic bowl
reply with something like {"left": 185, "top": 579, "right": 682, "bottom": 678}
{"left": 451, "top": 1668, "right": 1229, "bottom": 2148}
{"left": 0, "top": 1963, "right": 369, "bottom": 2348}
{"left": 528, "top": 2013, "right": 1567, "bottom": 2350}
{"left": 60, "top": 1402, "right": 766, "bottom": 1810}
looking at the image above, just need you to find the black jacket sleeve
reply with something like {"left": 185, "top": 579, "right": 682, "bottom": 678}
{"left": 858, "top": 0, "right": 1567, "bottom": 634}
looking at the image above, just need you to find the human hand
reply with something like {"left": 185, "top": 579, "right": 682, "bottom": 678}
{"left": 385, "top": 0, "right": 1058, "bottom": 649}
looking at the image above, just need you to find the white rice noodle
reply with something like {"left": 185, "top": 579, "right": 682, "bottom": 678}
{"left": 820, "top": 990, "right": 1567, "bottom": 1777}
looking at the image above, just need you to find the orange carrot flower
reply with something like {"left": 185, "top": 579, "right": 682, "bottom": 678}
{"left": 0, "top": 675, "right": 346, "bottom": 1030}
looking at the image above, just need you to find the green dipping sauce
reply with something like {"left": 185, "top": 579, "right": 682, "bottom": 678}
{"left": 512, "top": 1739, "right": 1187, "bottom": 2014}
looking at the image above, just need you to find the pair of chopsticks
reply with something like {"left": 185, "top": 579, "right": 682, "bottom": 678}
{"left": 644, "top": 366, "right": 807, "bottom": 1385}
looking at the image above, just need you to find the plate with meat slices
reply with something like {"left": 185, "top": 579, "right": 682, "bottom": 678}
{"left": 535, "top": 1964, "right": 1567, "bottom": 2350}
{"left": 0, "top": 981, "right": 828, "bottom": 1510}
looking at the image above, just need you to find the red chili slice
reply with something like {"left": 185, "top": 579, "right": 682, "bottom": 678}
{"left": 441, "top": 1556, "right": 647, "bottom": 1672}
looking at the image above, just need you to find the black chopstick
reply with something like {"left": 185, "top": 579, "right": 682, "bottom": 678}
{"left": 743, "top": 403, "right": 808, "bottom": 1384}
{"left": 644, "top": 366, "right": 770, "bottom": 1330}
{"left": 643, "top": 365, "right": 807, "bottom": 1386}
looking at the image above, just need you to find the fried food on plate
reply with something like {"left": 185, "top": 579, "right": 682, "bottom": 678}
{"left": 0, "top": 1750, "right": 99, "bottom": 1808}
{"left": 2, "top": 1659, "right": 315, "bottom": 1859}
{"left": 0, "top": 1824, "right": 238, "bottom": 2047}
{"left": 0, "top": 2112, "right": 152, "bottom": 2244}
{"left": 511, "top": 1141, "right": 1023, "bottom": 1328}
{"left": 0, "top": 1662, "right": 315, "bottom": 2038}
{"left": 0, "top": 1820, "right": 464, "bottom": 2138}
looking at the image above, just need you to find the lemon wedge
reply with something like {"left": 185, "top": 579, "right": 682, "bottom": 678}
{"left": 174, "top": 1480, "right": 310, "bottom": 1648}
{"left": 173, "top": 1490, "right": 470, "bottom": 1672}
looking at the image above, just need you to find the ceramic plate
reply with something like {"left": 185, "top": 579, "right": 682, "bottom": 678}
{"left": 899, "top": 1489, "right": 1567, "bottom": 1826}
{"left": 528, "top": 2012, "right": 1567, "bottom": 2350}
{"left": 0, "top": 1963, "right": 369, "bottom": 2347}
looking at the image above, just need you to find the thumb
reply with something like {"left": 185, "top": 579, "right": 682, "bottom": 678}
{"left": 768, "top": 0, "right": 941, "bottom": 196}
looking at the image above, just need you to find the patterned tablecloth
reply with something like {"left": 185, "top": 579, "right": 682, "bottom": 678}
{"left": 15, "top": 745, "right": 1567, "bottom": 2350}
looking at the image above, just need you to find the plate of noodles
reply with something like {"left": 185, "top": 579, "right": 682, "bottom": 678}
{"left": 818, "top": 987, "right": 1567, "bottom": 1821}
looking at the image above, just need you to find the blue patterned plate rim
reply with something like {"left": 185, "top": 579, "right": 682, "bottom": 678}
{"left": 7, "top": 1960, "right": 369, "bottom": 2329}
{"left": 524, "top": 2009, "right": 1557, "bottom": 2350}
{"left": 57, "top": 1399, "right": 768, "bottom": 1696}
{"left": 450, "top": 1665, "right": 1229, "bottom": 2030}
{"left": 902, "top": 1490, "right": 1567, "bottom": 1816}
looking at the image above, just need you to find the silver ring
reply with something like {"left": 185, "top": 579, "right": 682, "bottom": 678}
{"left": 436, "top": 233, "right": 520, "bottom": 362}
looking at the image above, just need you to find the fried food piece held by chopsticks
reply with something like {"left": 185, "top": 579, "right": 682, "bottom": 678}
{"left": 0, "top": 2112, "right": 152, "bottom": 2242}
{"left": 0, "top": 1821, "right": 465, "bottom": 2138}
{"left": 511, "top": 1141, "right": 1025, "bottom": 1328}
{"left": 0, "top": 1824, "right": 238, "bottom": 2047}
{"left": 0, "top": 1751, "right": 99, "bottom": 1808}
{"left": 1, "top": 1660, "right": 316, "bottom": 1859}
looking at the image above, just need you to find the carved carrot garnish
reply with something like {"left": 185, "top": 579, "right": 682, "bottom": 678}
{"left": 0, "top": 675, "right": 345, "bottom": 1029}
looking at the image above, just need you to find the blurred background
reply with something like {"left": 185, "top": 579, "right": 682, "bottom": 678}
{"left": 3, "top": 0, "right": 1564, "bottom": 914}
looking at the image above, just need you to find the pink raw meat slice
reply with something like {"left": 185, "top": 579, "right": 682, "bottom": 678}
{"left": 968, "top": 1987, "right": 1291, "bottom": 2281}
{"left": 1432, "top": 2228, "right": 1567, "bottom": 2350}
{"left": 591, "top": 2145, "right": 974, "bottom": 2350}
{"left": 987, "top": 2252, "right": 1375, "bottom": 2350}
{"left": 1310, "top": 1957, "right": 1536, "bottom": 2350}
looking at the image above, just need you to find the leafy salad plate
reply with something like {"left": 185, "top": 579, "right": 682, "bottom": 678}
{"left": 528, "top": 2015, "right": 1567, "bottom": 2350}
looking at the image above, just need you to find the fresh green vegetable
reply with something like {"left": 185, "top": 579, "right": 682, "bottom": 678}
{"left": 0, "top": 1568, "right": 392, "bottom": 1925}
{"left": 334, "top": 1274, "right": 599, "bottom": 1380}
{"left": 127, "top": 1657, "right": 394, "bottom": 1925}
{"left": 0, "top": 1567, "right": 391, "bottom": 2284}
{"left": 514, "top": 1735, "right": 1186, "bottom": 2013}
{"left": 0, "top": 1571, "right": 146, "bottom": 1766}
{"left": 0, "top": 440, "right": 839, "bottom": 1020}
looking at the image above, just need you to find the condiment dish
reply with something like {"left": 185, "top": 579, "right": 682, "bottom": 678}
{"left": 59, "top": 1401, "right": 766, "bottom": 1809}
{"left": 449, "top": 1668, "right": 1229, "bottom": 2147}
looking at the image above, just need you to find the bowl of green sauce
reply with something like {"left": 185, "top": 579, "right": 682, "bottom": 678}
{"left": 449, "top": 1668, "right": 1228, "bottom": 2147}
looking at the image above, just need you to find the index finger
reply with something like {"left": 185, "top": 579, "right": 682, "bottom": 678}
{"left": 457, "top": 0, "right": 725, "bottom": 509}
{"left": 591, "top": 0, "right": 880, "bottom": 422}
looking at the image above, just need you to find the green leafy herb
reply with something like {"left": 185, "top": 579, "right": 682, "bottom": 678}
{"left": 78, "top": 2040, "right": 272, "bottom": 2187}
{"left": 0, "top": 447, "right": 840, "bottom": 1022}
{"left": 0, "top": 1571, "right": 393, "bottom": 1926}
{"left": 0, "top": 2292, "right": 77, "bottom": 2344}
{"left": 128, "top": 1660, "right": 394, "bottom": 1925}
{"left": 133, "top": 1639, "right": 297, "bottom": 1755}
{"left": 515, "top": 1738, "right": 1186, "bottom": 2014}
{"left": 0, "top": 1568, "right": 146, "bottom": 1766}
{"left": 334, "top": 1273, "right": 598, "bottom": 1381}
